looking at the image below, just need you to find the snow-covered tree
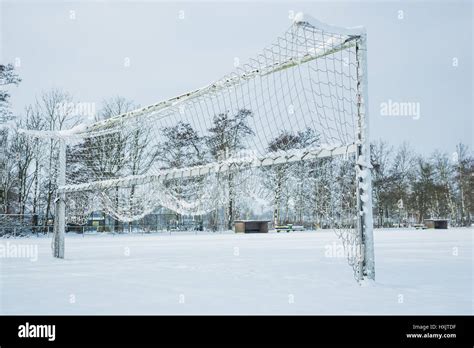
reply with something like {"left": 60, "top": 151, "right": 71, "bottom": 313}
{"left": 206, "top": 109, "right": 254, "bottom": 230}
{"left": 0, "top": 63, "right": 21, "bottom": 214}
{"left": 265, "top": 128, "right": 319, "bottom": 225}
{"left": 454, "top": 143, "right": 473, "bottom": 226}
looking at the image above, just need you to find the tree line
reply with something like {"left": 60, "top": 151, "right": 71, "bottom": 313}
{"left": 370, "top": 141, "right": 472, "bottom": 227}
{"left": 0, "top": 64, "right": 472, "bottom": 232}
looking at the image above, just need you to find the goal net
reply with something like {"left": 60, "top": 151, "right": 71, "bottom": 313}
{"left": 48, "top": 14, "right": 374, "bottom": 281}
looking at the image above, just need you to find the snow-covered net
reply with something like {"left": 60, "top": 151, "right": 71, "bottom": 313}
{"left": 56, "top": 16, "right": 371, "bottom": 279}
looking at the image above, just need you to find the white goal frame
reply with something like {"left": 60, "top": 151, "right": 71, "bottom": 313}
{"left": 26, "top": 14, "right": 375, "bottom": 281}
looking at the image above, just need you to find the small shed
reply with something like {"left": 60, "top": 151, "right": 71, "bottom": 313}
{"left": 234, "top": 220, "right": 270, "bottom": 233}
{"left": 424, "top": 219, "right": 448, "bottom": 229}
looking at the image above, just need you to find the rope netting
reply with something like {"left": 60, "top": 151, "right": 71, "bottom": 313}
{"left": 16, "top": 16, "right": 371, "bottom": 278}
{"left": 66, "top": 19, "right": 361, "bottom": 197}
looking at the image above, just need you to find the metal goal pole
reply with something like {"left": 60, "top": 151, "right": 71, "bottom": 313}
{"left": 356, "top": 32, "right": 375, "bottom": 281}
{"left": 53, "top": 139, "right": 66, "bottom": 258}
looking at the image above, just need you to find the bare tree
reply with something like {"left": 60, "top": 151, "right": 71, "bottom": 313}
{"left": 156, "top": 121, "right": 206, "bottom": 228}
{"left": 0, "top": 63, "right": 21, "bottom": 119}
{"left": 390, "top": 142, "right": 416, "bottom": 225}
{"left": 265, "top": 128, "right": 318, "bottom": 226}
{"left": 0, "top": 63, "right": 21, "bottom": 215}
{"left": 370, "top": 140, "right": 394, "bottom": 227}
{"left": 35, "top": 90, "right": 78, "bottom": 227}
{"left": 207, "top": 109, "right": 254, "bottom": 230}
{"left": 455, "top": 143, "right": 473, "bottom": 226}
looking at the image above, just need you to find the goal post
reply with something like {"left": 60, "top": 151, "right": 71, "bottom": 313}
{"left": 355, "top": 34, "right": 375, "bottom": 281}
{"left": 52, "top": 139, "right": 66, "bottom": 259}
{"left": 29, "top": 13, "right": 375, "bottom": 281}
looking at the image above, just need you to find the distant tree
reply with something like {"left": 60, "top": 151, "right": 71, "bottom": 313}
{"left": 31, "top": 89, "right": 79, "bottom": 227}
{"left": 266, "top": 128, "right": 319, "bottom": 225}
{"left": 74, "top": 96, "right": 143, "bottom": 230}
{"left": 206, "top": 109, "right": 254, "bottom": 230}
{"left": 158, "top": 121, "right": 205, "bottom": 169}
{"left": 0, "top": 63, "right": 21, "bottom": 120}
{"left": 0, "top": 130, "right": 18, "bottom": 214}
{"left": 454, "top": 143, "right": 473, "bottom": 226}
{"left": 0, "top": 63, "right": 21, "bottom": 214}
{"left": 431, "top": 151, "right": 456, "bottom": 221}
{"left": 390, "top": 142, "right": 416, "bottom": 225}
{"left": 411, "top": 157, "right": 437, "bottom": 222}
{"left": 206, "top": 109, "right": 254, "bottom": 159}
{"left": 86, "top": 96, "right": 137, "bottom": 180}
{"left": 10, "top": 107, "right": 44, "bottom": 217}
{"left": 155, "top": 121, "right": 206, "bottom": 228}
{"left": 370, "top": 141, "right": 394, "bottom": 227}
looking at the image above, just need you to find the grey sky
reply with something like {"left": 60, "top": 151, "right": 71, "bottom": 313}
{"left": 1, "top": 0, "right": 472, "bottom": 154}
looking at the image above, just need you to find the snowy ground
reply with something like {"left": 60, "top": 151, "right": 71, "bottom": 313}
{"left": 0, "top": 228, "right": 472, "bottom": 315}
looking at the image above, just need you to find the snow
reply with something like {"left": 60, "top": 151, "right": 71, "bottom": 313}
{"left": 292, "top": 12, "right": 365, "bottom": 36}
{"left": 1, "top": 228, "right": 472, "bottom": 314}
{"left": 17, "top": 123, "right": 88, "bottom": 140}
{"left": 356, "top": 155, "right": 373, "bottom": 168}
{"left": 56, "top": 123, "right": 88, "bottom": 137}
{"left": 0, "top": 120, "right": 17, "bottom": 130}
{"left": 293, "top": 12, "right": 306, "bottom": 24}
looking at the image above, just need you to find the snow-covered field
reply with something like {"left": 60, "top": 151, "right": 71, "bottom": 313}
{"left": 1, "top": 228, "right": 472, "bottom": 315}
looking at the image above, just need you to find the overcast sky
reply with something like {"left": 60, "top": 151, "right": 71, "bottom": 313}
{"left": 1, "top": 0, "right": 472, "bottom": 154}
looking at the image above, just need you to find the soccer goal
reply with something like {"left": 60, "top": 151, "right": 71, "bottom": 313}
{"left": 41, "top": 14, "right": 374, "bottom": 281}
